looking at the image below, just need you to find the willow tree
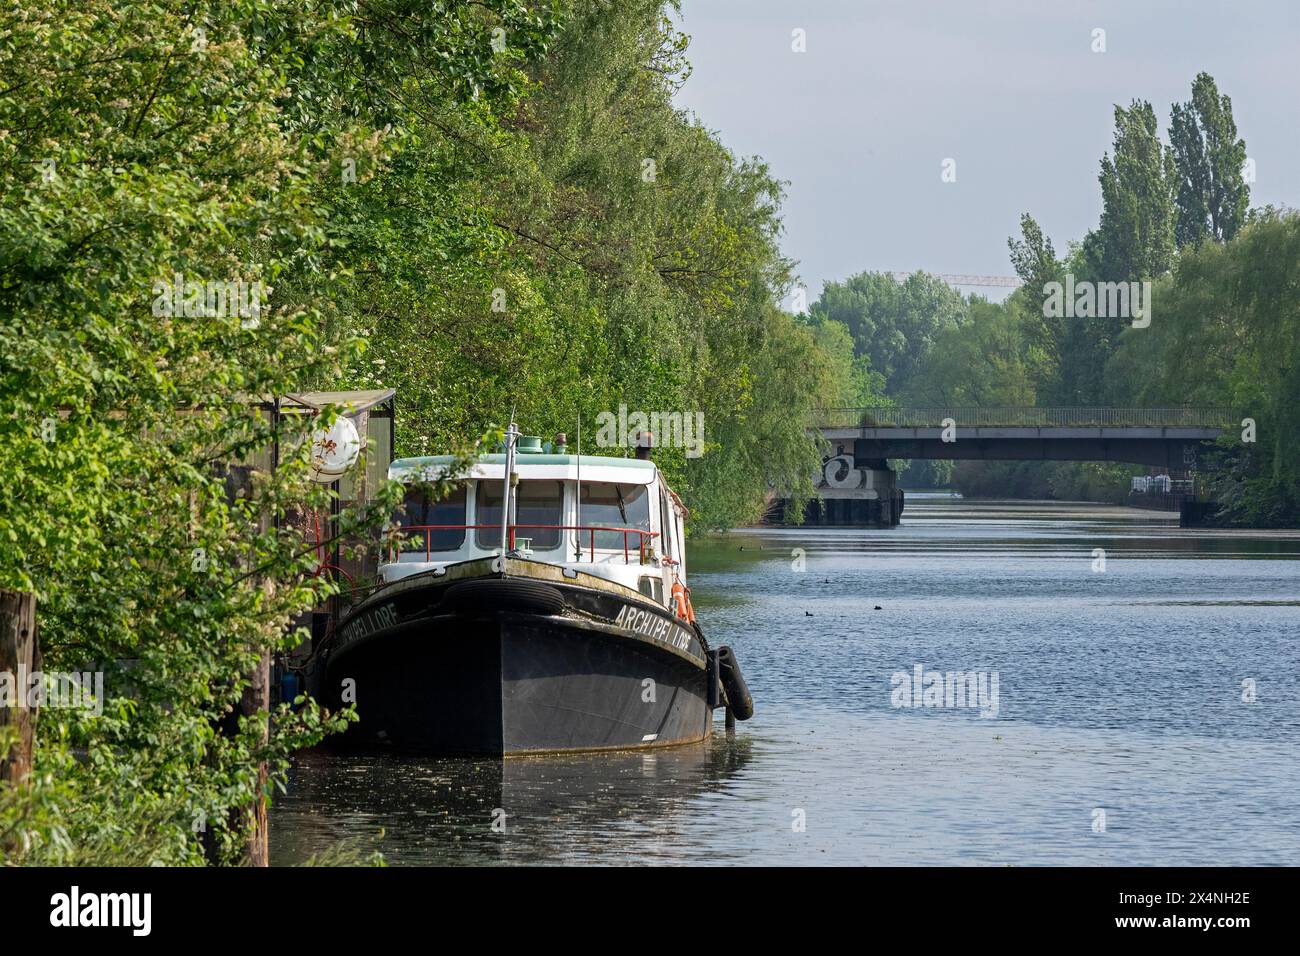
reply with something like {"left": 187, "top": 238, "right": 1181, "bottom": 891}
{"left": 1107, "top": 210, "right": 1300, "bottom": 526}
{"left": 336, "top": 0, "right": 843, "bottom": 529}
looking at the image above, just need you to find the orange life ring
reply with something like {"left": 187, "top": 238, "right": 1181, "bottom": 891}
{"left": 671, "top": 579, "right": 695, "bottom": 624}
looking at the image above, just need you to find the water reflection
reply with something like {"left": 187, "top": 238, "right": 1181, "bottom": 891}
{"left": 272, "top": 734, "right": 754, "bottom": 866}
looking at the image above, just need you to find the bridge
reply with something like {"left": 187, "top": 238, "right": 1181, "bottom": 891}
{"left": 795, "top": 407, "right": 1234, "bottom": 527}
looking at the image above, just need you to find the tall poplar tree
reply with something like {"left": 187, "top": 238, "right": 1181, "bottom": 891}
{"left": 1168, "top": 72, "right": 1250, "bottom": 248}
{"left": 1095, "top": 100, "right": 1177, "bottom": 282}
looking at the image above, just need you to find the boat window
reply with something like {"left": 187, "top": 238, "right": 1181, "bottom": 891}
{"left": 476, "top": 480, "right": 563, "bottom": 550}
{"left": 659, "top": 488, "right": 675, "bottom": 560}
{"left": 396, "top": 484, "right": 466, "bottom": 552}
{"left": 580, "top": 482, "right": 651, "bottom": 551}
{"left": 638, "top": 576, "right": 664, "bottom": 603}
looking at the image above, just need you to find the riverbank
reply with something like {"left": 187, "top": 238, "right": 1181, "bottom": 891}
{"left": 922, "top": 457, "right": 1298, "bottom": 530}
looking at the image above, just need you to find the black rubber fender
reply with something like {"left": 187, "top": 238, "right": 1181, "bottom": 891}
{"left": 441, "top": 579, "right": 567, "bottom": 616}
{"left": 706, "top": 649, "right": 723, "bottom": 708}
{"left": 716, "top": 645, "right": 753, "bottom": 720}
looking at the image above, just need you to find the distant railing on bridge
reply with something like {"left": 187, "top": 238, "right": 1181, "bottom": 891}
{"left": 816, "top": 407, "right": 1235, "bottom": 429}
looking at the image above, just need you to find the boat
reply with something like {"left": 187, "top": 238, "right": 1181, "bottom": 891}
{"left": 320, "top": 422, "right": 752, "bottom": 755}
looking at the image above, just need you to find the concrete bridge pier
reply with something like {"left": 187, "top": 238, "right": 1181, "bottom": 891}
{"left": 774, "top": 445, "right": 903, "bottom": 528}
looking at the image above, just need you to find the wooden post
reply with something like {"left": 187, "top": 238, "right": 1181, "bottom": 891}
{"left": 203, "top": 641, "right": 271, "bottom": 866}
{"left": 0, "top": 589, "right": 38, "bottom": 786}
{"left": 240, "top": 646, "right": 271, "bottom": 866}
{"left": 243, "top": 398, "right": 278, "bottom": 867}
{"left": 213, "top": 458, "right": 273, "bottom": 867}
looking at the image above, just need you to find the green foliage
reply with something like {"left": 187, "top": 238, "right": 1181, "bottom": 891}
{"left": 904, "top": 298, "right": 1036, "bottom": 407}
{"left": 683, "top": 307, "right": 849, "bottom": 525}
{"left": 1095, "top": 100, "right": 1177, "bottom": 283}
{"left": 1007, "top": 213, "right": 1066, "bottom": 389}
{"left": 1107, "top": 209, "right": 1300, "bottom": 524}
{"left": 0, "top": 0, "right": 550, "bottom": 864}
{"left": 807, "top": 317, "right": 888, "bottom": 408}
{"left": 332, "top": 0, "right": 837, "bottom": 529}
{"left": 1169, "top": 73, "right": 1250, "bottom": 248}
{"left": 808, "top": 271, "right": 967, "bottom": 395}
{"left": 2, "top": 0, "right": 850, "bottom": 863}
{"left": 894, "top": 458, "right": 954, "bottom": 489}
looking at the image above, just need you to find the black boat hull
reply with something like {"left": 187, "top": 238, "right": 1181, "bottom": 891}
{"left": 321, "top": 560, "right": 715, "bottom": 755}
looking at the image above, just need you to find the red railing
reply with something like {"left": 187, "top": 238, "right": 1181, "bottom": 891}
{"left": 390, "top": 524, "right": 659, "bottom": 564}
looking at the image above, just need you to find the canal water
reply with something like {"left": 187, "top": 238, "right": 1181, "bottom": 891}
{"left": 269, "top": 497, "right": 1300, "bottom": 865}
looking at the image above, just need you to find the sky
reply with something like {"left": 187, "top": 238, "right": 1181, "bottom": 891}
{"left": 670, "top": 0, "right": 1300, "bottom": 304}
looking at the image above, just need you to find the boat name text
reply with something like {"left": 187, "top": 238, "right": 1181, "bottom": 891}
{"left": 341, "top": 602, "right": 399, "bottom": 645}
{"left": 613, "top": 604, "right": 691, "bottom": 651}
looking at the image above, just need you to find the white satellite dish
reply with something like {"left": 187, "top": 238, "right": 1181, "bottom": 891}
{"left": 310, "top": 415, "right": 361, "bottom": 481}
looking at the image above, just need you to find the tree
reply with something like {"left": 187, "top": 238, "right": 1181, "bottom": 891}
{"left": 1169, "top": 73, "right": 1250, "bottom": 248}
{"left": 686, "top": 307, "right": 852, "bottom": 525}
{"left": 1105, "top": 210, "right": 1300, "bottom": 525}
{"left": 1096, "top": 100, "right": 1177, "bottom": 282}
{"left": 808, "top": 271, "right": 967, "bottom": 396}
{"left": 1007, "top": 213, "right": 1065, "bottom": 392}
{"left": 808, "top": 318, "right": 889, "bottom": 408}
{"left": 905, "top": 299, "right": 1037, "bottom": 408}
{"left": 0, "top": 0, "right": 553, "bottom": 864}
{"left": 338, "top": 0, "right": 836, "bottom": 530}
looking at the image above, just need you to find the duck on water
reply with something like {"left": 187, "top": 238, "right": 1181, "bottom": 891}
{"left": 318, "top": 422, "right": 752, "bottom": 756}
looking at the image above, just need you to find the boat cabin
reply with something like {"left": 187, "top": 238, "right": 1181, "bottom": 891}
{"left": 382, "top": 438, "right": 688, "bottom": 607}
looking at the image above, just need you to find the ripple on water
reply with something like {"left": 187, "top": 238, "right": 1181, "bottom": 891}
{"left": 271, "top": 500, "right": 1300, "bottom": 865}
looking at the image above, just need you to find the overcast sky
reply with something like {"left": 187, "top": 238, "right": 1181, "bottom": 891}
{"left": 670, "top": 0, "right": 1299, "bottom": 303}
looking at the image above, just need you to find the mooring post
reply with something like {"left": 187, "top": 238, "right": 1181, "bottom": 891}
{"left": 0, "top": 589, "right": 38, "bottom": 787}
{"left": 241, "top": 400, "right": 275, "bottom": 868}
{"left": 240, "top": 644, "right": 271, "bottom": 866}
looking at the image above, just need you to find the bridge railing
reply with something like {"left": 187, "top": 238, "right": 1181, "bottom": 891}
{"left": 816, "top": 407, "right": 1235, "bottom": 429}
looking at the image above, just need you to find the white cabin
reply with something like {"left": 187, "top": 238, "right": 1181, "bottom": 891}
{"left": 379, "top": 446, "right": 689, "bottom": 608}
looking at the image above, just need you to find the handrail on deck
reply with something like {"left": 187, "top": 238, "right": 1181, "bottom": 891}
{"left": 389, "top": 524, "right": 659, "bottom": 564}
{"left": 815, "top": 406, "right": 1234, "bottom": 429}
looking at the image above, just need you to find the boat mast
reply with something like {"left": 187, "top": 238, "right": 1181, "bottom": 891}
{"left": 500, "top": 416, "right": 519, "bottom": 558}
